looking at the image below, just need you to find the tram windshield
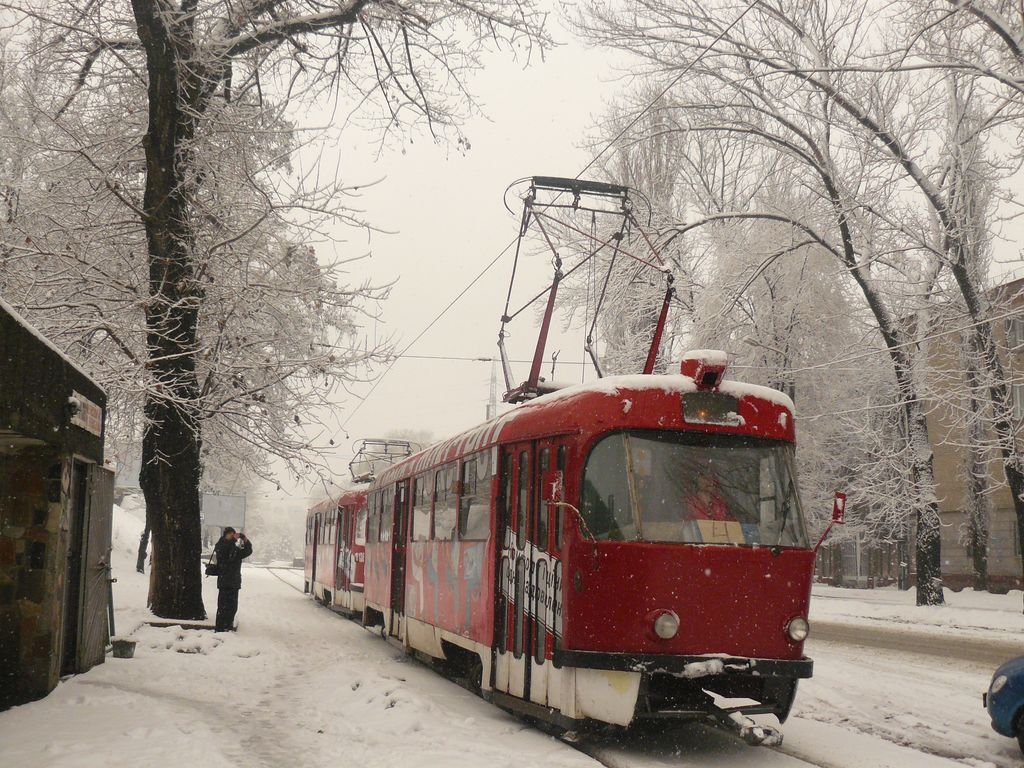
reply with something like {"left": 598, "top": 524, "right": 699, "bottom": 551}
{"left": 581, "top": 431, "right": 808, "bottom": 547}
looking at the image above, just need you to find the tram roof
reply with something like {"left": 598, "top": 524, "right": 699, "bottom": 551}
{"left": 307, "top": 483, "right": 369, "bottom": 516}
{"left": 373, "top": 373, "right": 794, "bottom": 488}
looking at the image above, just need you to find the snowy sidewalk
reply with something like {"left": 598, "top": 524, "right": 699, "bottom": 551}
{"left": 0, "top": 564, "right": 599, "bottom": 768}
{"left": 810, "top": 583, "right": 1024, "bottom": 641}
{"left": 2, "top": 506, "right": 1020, "bottom": 768}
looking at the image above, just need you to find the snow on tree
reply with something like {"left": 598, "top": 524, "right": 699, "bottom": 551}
{"left": 570, "top": 0, "right": 959, "bottom": 603}
{"left": 0, "top": 0, "right": 548, "bottom": 619}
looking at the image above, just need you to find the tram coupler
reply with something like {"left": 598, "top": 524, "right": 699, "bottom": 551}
{"left": 706, "top": 706, "right": 783, "bottom": 747}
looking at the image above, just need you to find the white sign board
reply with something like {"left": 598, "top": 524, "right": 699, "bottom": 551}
{"left": 69, "top": 390, "right": 103, "bottom": 436}
{"left": 200, "top": 493, "right": 246, "bottom": 528}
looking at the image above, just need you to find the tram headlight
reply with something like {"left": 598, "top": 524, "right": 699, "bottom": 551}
{"left": 786, "top": 616, "right": 810, "bottom": 642}
{"left": 653, "top": 611, "right": 680, "bottom": 640}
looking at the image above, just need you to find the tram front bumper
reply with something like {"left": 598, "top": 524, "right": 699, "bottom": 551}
{"left": 553, "top": 649, "right": 813, "bottom": 679}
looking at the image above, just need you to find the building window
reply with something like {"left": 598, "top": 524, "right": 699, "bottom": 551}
{"left": 1014, "top": 383, "right": 1024, "bottom": 421}
{"left": 1009, "top": 316, "right": 1024, "bottom": 349}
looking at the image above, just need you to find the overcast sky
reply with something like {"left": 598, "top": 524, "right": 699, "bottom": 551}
{"left": 285, "top": 20, "right": 627, "bottom": 496}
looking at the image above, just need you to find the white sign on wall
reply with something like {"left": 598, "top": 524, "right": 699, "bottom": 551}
{"left": 69, "top": 390, "right": 103, "bottom": 436}
{"left": 200, "top": 493, "right": 246, "bottom": 528}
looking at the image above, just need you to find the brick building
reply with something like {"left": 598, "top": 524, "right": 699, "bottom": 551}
{"left": 0, "top": 298, "right": 113, "bottom": 709}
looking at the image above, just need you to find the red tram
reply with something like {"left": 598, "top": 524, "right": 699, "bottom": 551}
{"left": 304, "top": 487, "right": 368, "bottom": 616}
{"left": 308, "top": 351, "right": 822, "bottom": 743}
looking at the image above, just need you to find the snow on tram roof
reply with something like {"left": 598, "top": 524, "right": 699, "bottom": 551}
{"left": 516, "top": 373, "right": 795, "bottom": 413}
{"left": 374, "top": 373, "right": 794, "bottom": 486}
{"left": 307, "top": 482, "right": 368, "bottom": 514}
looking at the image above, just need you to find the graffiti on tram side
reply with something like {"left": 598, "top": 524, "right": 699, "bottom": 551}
{"left": 405, "top": 540, "right": 488, "bottom": 637}
{"left": 500, "top": 528, "right": 563, "bottom": 639}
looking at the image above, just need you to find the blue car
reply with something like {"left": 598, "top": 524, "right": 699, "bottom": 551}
{"left": 985, "top": 656, "right": 1024, "bottom": 754}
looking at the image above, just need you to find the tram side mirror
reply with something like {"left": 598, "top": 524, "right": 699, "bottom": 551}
{"left": 832, "top": 491, "right": 847, "bottom": 524}
{"left": 541, "top": 470, "right": 564, "bottom": 504}
{"left": 814, "top": 490, "right": 847, "bottom": 555}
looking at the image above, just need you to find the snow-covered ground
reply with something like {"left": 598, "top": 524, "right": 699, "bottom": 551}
{"left": 0, "top": 505, "right": 1020, "bottom": 767}
{"left": 810, "top": 583, "right": 1024, "bottom": 639}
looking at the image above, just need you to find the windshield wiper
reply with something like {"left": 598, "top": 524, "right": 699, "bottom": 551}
{"left": 774, "top": 480, "right": 794, "bottom": 549}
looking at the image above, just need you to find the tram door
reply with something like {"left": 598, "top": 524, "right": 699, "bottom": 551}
{"left": 335, "top": 505, "right": 348, "bottom": 592}
{"left": 389, "top": 481, "right": 409, "bottom": 638}
{"left": 494, "top": 442, "right": 534, "bottom": 698}
{"left": 528, "top": 440, "right": 562, "bottom": 706}
{"left": 310, "top": 513, "right": 320, "bottom": 586}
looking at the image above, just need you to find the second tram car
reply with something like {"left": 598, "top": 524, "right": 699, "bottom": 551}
{"left": 304, "top": 487, "right": 369, "bottom": 616}
{"left": 309, "top": 351, "right": 818, "bottom": 743}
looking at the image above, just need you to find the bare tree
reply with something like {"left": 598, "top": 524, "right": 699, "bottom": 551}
{"left": 572, "top": 0, "right": 955, "bottom": 602}
{"left": 0, "top": 0, "right": 548, "bottom": 618}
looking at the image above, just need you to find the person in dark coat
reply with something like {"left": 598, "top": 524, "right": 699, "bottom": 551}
{"left": 213, "top": 527, "right": 253, "bottom": 632}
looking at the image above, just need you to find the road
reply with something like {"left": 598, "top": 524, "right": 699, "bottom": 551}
{"left": 811, "top": 619, "right": 1022, "bottom": 667}
{"left": 792, "top": 619, "right": 1021, "bottom": 767}
{"left": 266, "top": 567, "right": 1017, "bottom": 767}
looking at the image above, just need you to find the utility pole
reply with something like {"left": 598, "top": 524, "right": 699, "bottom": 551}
{"left": 486, "top": 358, "right": 498, "bottom": 420}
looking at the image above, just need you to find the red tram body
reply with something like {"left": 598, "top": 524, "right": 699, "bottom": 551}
{"left": 304, "top": 488, "right": 368, "bottom": 615}
{"left": 308, "top": 355, "right": 815, "bottom": 735}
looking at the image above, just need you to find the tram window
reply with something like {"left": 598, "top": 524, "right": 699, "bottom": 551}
{"left": 370, "top": 493, "right": 382, "bottom": 542}
{"left": 555, "top": 446, "right": 566, "bottom": 550}
{"left": 552, "top": 561, "right": 563, "bottom": 662}
{"left": 497, "top": 555, "right": 510, "bottom": 653}
{"left": 380, "top": 488, "right": 394, "bottom": 543}
{"left": 581, "top": 431, "right": 808, "bottom": 547}
{"left": 581, "top": 436, "right": 637, "bottom": 540}
{"left": 536, "top": 448, "right": 550, "bottom": 549}
{"left": 502, "top": 453, "right": 514, "bottom": 548}
{"left": 534, "top": 559, "right": 548, "bottom": 664}
{"left": 411, "top": 475, "right": 431, "bottom": 541}
{"left": 355, "top": 505, "right": 367, "bottom": 546}
{"left": 459, "top": 451, "right": 491, "bottom": 541}
{"left": 516, "top": 450, "right": 529, "bottom": 548}
{"left": 433, "top": 464, "right": 458, "bottom": 540}
{"left": 394, "top": 484, "right": 407, "bottom": 542}
{"left": 513, "top": 556, "right": 526, "bottom": 658}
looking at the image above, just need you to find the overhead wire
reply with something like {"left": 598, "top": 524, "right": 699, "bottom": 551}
{"left": 338, "top": 237, "right": 516, "bottom": 431}
{"left": 337, "top": 1, "right": 760, "bottom": 435}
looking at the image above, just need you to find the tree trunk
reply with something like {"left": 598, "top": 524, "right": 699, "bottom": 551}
{"left": 133, "top": 0, "right": 207, "bottom": 620}
{"left": 906, "top": 398, "right": 944, "bottom": 605}
{"left": 812, "top": 141, "right": 945, "bottom": 605}
{"left": 136, "top": 521, "right": 149, "bottom": 574}
{"left": 963, "top": 347, "right": 990, "bottom": 591}
{"left": 835, "top": 226, "right": 944, "bottom": 605}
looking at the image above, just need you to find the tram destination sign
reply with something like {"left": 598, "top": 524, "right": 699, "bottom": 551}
{"left": 682, "top": 391, "right": 741, "bottom": 426}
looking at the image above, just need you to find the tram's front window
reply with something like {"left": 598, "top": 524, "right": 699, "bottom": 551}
{"left": 581, "top": 431, "right": 808, "bottom": 547}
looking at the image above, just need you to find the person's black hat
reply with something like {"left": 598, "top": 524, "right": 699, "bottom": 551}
{"left": 223, "top": 526, "right": 236, "bottom": 535}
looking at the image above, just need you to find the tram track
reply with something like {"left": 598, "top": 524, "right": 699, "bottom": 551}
{"left": 267, "top": 566, "right": 990, "bottom": 767}
{"left": 259, "top": 566, "right": 835, "bottom": 768}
